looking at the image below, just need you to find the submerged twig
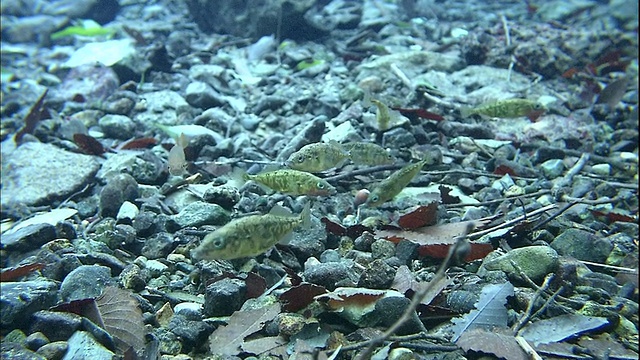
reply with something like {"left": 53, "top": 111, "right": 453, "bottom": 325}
{"left": 500, "top": 14, "right": 511, "bottom": 47}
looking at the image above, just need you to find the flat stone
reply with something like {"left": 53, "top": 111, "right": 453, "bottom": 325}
{"left": 62, "top": 331, "right": 115, "bottom": 360}
{"left": 0, "top": 280, "right": 59, "bottom": 330}
{"left": 60, "top": 265, "right": 114, "bottom": 302}
{"left": 1, "top": 142, "right": 99, "bottom": 207}
{"left": 551, "top": 228, "right": 613, "bottom": 263}
{"left": 482, "top": 246, "right": 559, "bottom": 282}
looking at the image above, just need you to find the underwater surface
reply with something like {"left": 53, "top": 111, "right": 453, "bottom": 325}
{"left": 1, "top": 0, "right": 638, "bottom": 359}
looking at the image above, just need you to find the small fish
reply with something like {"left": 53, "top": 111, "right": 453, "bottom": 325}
{"left": 285, "top": 142, "right": 350, "bottom": 173}
{"left": 460, "top": 99, "right": 546, "bottom": 121}
{"left": 168, "top": 144, "right": 187, "bottom": 175}
{"left": 245, "top": 169, "right": 336, "bottom": 196}
{"left": 191, "top": 202, "right": 311, "bottom": 260}
{"left": 365, "top": 159, "right": 429, "bottom": 207}
{"left": 341, "top": 142, "right": 394, "bottom": 166}
{"left": 371, "top": 99, "right": 408, "bottom": 131}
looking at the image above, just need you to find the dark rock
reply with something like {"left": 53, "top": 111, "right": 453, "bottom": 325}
{"left": 55, "top": 221, "right": 76, "bottom": 240}
{"left": 551, "top": 229, "right": 613, "bottom": 263}
{"left": 30, "top": 310, "right": 82, "bottom": 341}
{"left": 203, "top": 278, "right": 247, "bottom": 317}
{"left": 532, "top": 147, "right": 566, "bottom": 164}
{"left": 382, "top": 128, "right": 416, "bottom": 149}
{"left": 59, "top": 265, "right": 113, "bottom": 302}
{"left": 203, "top": 186, "right": 241, "bottom": 210}
{"left": 371, "top": 239, "right": 395, "bottom": 260}
{"left": 303, "top": 262, "right": 356, "bottom": 291}
{"left": 119, "top": 264, "right": 147, "bottom": 292}
{"left": 395, "top": 239, "right": 419, "bottom": 265}
{"left": 0, "top": 280, "right": 59, "bottom": 330}
{"left": 141, "top": 232, "right": 176, "bottom": 259}
{"left": 353, "top": 232, "right": 375, "bottom": 252}
{"left": 132, "top": 211, "right": 159, "bottom": 237}
{"left": 185, "top": 81, "right": 226, "bottom": 109}
{"left": 358, "top": 259, "right": 395, "bottom": 289}
{"left": 169, "top": 314, "right": 214, "bottom": 353}
{"left": 99, "top": 173, "right": 139, "bottom": 218}
{"left": 63, "top": 331, "right": 115, "bottom": 359}
{"left": 287, "top": 218, "right": 327, "bottom": 263}
{"left": 25, "top": 332, "right": 49, "bottom": 351}
{"left": 35, "top": 341, "right": 67, "bottom": 360}
{"left": 374, "top": 296, "right": 425, "bottom": 335}
{"left": 1, "top": 142, "right": 99, "bottom": 208}
{"left": 0, "top": 223, "right": 57, "bottom": 252}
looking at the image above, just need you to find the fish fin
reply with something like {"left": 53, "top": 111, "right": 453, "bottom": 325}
{"left": 459, "top": 106, "right": 474, "bottom": 118}
{"left": 269, "top": 204, "right": 294, "bottom": 217}
{"left": 279, "top": 232, "right": 294, "bottom": 245}
{"left": 227, "top": 167, "right": 249, "bottom": 188}
{"left": 299, "top": 201, "right": 312, "bottom": 229}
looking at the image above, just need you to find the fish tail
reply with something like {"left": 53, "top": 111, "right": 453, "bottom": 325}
{"left": 299, "top": 201, "right": 312, "bottom": 229}
{"left": 228, "top": 167, "right": 249, "bottom": 188}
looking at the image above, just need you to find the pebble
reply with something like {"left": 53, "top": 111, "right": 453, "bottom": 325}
{"left": 116, "top": 201, "right": 139, "bottom": 222}
{"left": 0, "top": 223, "right": 57, "bottom": 252}
{"left": 35, "top": 341, "right": 67, "bottom": 360}
{"left": 0, "top": 280, "right": 59, "bottom": 329}
{"left": 590, "top": 163, "right": 611, "bottom": 176}
{"left": 118, "top": 264, "right": 147, "bottom": 291}
{"left": 98, "top": 114, "right": 136, "bottom": 140}
{"left": 145, "top": 259, "right": 169, "bottom": 277}
{"left": 539, "top": 159, "right": 565, "bottom": 179}
{"left": 353, "top": 232, "right": 376, "bottom": 252}
{"left": 168, "top": 202, "right": 230, "bottom": 229}
{"left": 185, "top": 81, "right": 226, "bottom": 109}
{"left": 374, "top": 296, "right": 425, "bottom": 335}
{"left": 99, "top": 173, "right": 139, "bottom": 218}
{"left": 491, "top": 174, "right": 515, "bottom": 191}
{"left": 30, "top": 310, "right": 82, "bottom": 342}
{"left": 303, "top": 262, "right": 357, "bottom": 290}
{"left": 132, "top": 211, "right": 160, "bottom": 237}
{"left": 202, "top": 186, "right": 241, "bottom": 210}
{"left": 63, "top": 331, "right": 115, "bottom": 360}
{"left": 395, "top": 239, "right": 419, "bottom": 265}
{"left": 59, "top": 265, "right": 114, "bottom": 302}
{"left": 25, "top": 332, "right": 49, "bottom": 351}
{"left": 481, "top": 246, "right": 559, "bottom": 282}
{"left": 203, "top": 278, "right": 247, "bottom": 317}
{"left": 371, "top": 239, "right": 396, "bottom": 260}
{"left": 381, "top": 128, "right": 416, "bottom": 149}
{"left": 174, "top": 302, "right": 203, "bottom": 320}
{"left": 141, "top": 232, "right": 175, "bottom": 259}
{"left": 358, "top": 259, "right": 395, "bottom": 289}
{"left": 157, "top": 329, "right": 182, "bottom": 355}
{"left": 168, "top": 314, "right": 214, "bottom": 352}
{"left": 551, "top": 228, "right": 613, "bottom": 263}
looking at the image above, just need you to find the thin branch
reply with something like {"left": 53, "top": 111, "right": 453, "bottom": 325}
{"left": 445, "top": 189, "right": 552, "bottom": 209}
{"left": 467, "top": 203, "right": 557, "bottom": 239}
{"left": 500, "top": 14, "right": 511, "bottom": 47}
{"left": 515, "top": 336, "right": 543, "bottom": 360}
{"left": 554, "top": 153, "right": 590, "bottom": 190}
{"left": 511, "top": 273, "right": 554, "bottom": 333}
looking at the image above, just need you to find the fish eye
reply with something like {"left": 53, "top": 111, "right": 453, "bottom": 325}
{"left": 213, "top": 238, "right": 224, "bottom": 249}
{"left": 317, "top": 182, "right": 325, "bottom": 189}
{"left": 297, "top": 155, "right": 305, "bottom": 163}
{"left": 534, "top": 103, "right": 543, "bottom": 110}
{"left": 370, "top": 195, "right": 379, "bottom": 202}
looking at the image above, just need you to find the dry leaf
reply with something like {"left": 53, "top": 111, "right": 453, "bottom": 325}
{"left": 315, "top": 287, "right": 404, "bottom": 327}
{"left": 209, "top": 302, "right": 281, "bottom": 356}
{"left": 119, "top": 137, "right": 157, "bottom": 150}
{"left": 519, "top": 314, "right": 609, "bottom": 346}
{"left": 14, "top": 89, "right": 48, "bottom": 143}
{"left": 73, "top": 133, "right": 106, "bottom": 155}
{"left": 457, "top": 328, "right": 527, "bottom": 360}
{"left": 396, "top": 202, "right": 438, "bottom": 229}
{"left": 280, "top": 283, "right": 327, "bottom": 312}
{"left": 241, "top": 336, "right": 287, "bottom": 355}
{"left": 0, "top": 263, "right": 45, "bottom": 282}
{"left": 96, "top": 287, "right": 146, "bottom": 355}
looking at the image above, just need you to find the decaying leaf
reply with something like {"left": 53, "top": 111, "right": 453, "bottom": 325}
{"left": 118, "top": 137, "right": 157, "bottom": 150}
{"left": 241, "top": 336, "right": 287, "bottom": 355}
{"left": 209, "top": 302, "right": 281, "bottom": 356}
{"left": 50, "top": 298, "right": 104, "bottom": 328}
{"left": 315, "top": 287, "right": 404, "bottom": 327}
{"left": 6, "top": 208, "right": 77, "bottom": 233}
{"left": 96, "top": 287, "right": 147, "bottom": 355}
{"left": 456, "top": 328, "right": 527, "bottom": 360}
{"left": 280, "top": 283, "right": 327, "bottom": 312}
{"left": 321, "top": 217, "right": 372, "bottom": 239}
{"left": 0, "top": 262, "right": 45, "bottom": 282}
{"left": 73, "top": 133, "right": 106, "bottom": 155}
{"left": 518, "top": 314, "right": 609, "bottom": 346}
{"left": 450, "top": 282, "right": 514, "bottom": 342}
{"left": 390, "top": 265, "right": 452, "bottom": 306}
{"left": 439, "top": 185, "right": 461, "bottom": 204}
{"left": 396, "top": 202, "right": 438, "bottom": 230}
{"left": 14, "top": 88, "right": 49, "bottom": 143}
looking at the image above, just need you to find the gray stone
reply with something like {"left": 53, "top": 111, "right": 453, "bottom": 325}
{"left": 202, "top": 186, "right": 241, "bottom": 210}
{"left": 60, "top": 265, "right": 113, "bottom": 302}
{"left": 169, "top": 202, "right": 230, "bottom": 229}
{"left": 100, "top": 173, "right": 139, "bottom": 218}
{"left": 540, "top": 159, "right": 565, "bottom": 179}
{"left": 30, "top": 310, "right": 82, "bottom": 342}
{"left": 174, "top": 302, "right": 203, "bottom": 320}
{"left": 203, "top": 278, "right": 247, "bottom": 317}
{"left": 287, "top": 216, "right": 328, "bottom": 262}
{"left": 0, "top": 223, "right": 57, "bottom": 252}
{"left": 2, "top": 15, "right": 67, "bottom": 43}
{"left": 374, "top": 296, "right": 426, "bottom": 335}
{"left": 482, "top": 246, "right": 559, "bottom": 282}
{"left": 36, "top": 341, "right": 68, "bottom": 360}
{"left": 141, "top": 232, "right": 175, "bottom": 259}
{"left": 185, "top": 81, "right": 225, "bottom": 109}
{"left": 382, "top": 128, "right": 416, "bottom": 149}
{"left": 551, "top": 228, "right": 613, "bottom": 263}
{"left": 168, "top": 314, "right": 214, "bottom": 353}
{"left": 319, "top": 249, "right": 341, "bottom": 263}
{"left": 58, "top": 66, "right": 120, "bottom": 103}
{"left": 395, "top": 239, "right": 419, "bottom": 265}
{"left": 0, "top": 280, "right": 59, "bottom": 329}
{"left": 145, "top": 259, "right": 169, "bottom": 277}
{"left": 0, "top": 342, "right": 46, "bottom": 360}
{"left": 371, "top": 239, "right": 396, "bottom": 260}
{"left": 98, "top": 114, "right": 136, "bottom": 140}
{"left": 1, "top": 142, "right": 99, "bottom": 207}
{"left": 118, "top": 264, "right": 147, "bottom": 292}
{"left": 25, "top": 332, "right": 49, "bottom": 351}
{"left": 303, "top": 262, "right": 356, "bottom": 291}
{"left": 358, "top": 259, "right": 395, "bottom": 289}
{"left": 62, "top": 331, "right": 115, "bottom": 360}
{"left": 133, "top": 90, "right": 190, "bottom": 126}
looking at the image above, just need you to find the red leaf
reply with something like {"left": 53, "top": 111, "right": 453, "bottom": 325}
{"left": 14, "top": 89, "right": 49, "bottom": 143}
{"left": 119, "top": 137, "right": 157, "bottom": 150}
{"left": 73, "top": 133, "right": 106, "bottom": 155}
{"left": 561, "top": 68, "right": 580, "bottom": 78}
{"left": 397, "top": 202, "right": 438, "bottom": 230}
{"left": 0, "top": 262, "right": 45, "bottom": 282}
{"left": 280, "top": 283, "right": 327, "bottom": 312}
{"left": 392, "top": 107, "right": 445, "bottom": 121}
{"left": 418, "top": 243, "right": 493, "bottom": 262}
{"left": 494, "top": 164, "right": 517, "bottom": 176}
{"left": 284, "top": 267, "right": 303, "bottom": 287}
{"left": 321, "top": 217, "right": 346, "bottom": 236}
{"left": 245, "top": 272, "right": 267, "bottom": 299}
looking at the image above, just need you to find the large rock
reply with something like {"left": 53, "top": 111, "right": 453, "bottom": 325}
{"left": 1, "top": 142, "right": 99, "bottom": 207}
{"left": 0, "top": 280, "right": 59, "bottom": 330}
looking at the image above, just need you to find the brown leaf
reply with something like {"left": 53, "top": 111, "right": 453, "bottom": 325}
{"left": 119, "top": 137, "right": 157, "bottom": 150}
{"left": 314, "top": 287, "right": 389, "bottom": 311}
{"left": 14, "top": 89, "right": 49, "bottom": 143}
{"left": 0, "top": 262, "right": 44, "bottom": 282}
{"left": 280, "top": 283, "right": 327, "bottom": 312}
{"left": 209, "top": 302, "right": 281, "bottom": 356}
{"left": 419, "top": 242, "right": 493, "bottom": 262}
{"left": 241, "top": 336, "right": 287, "bottom": 355}
{"left": 439, "top": 185, "right": 461, "bottom": 204}
{"left": 95, "top": 287, "right": 146, "bottom": 355}
{"left": 50, "top": 298, "right": 104, "bottom": 328}
{"left": 456, "top": 329, "right": 527, "bottom": 360}
{"left": 73, "top": 133, "right": 106, "bottom": 155}
{"left": 321, "top": 217, "right": 346, "bottom": 236}
{"left": 244, "top": 272, "right": 267, "bottom": 299}
{"left": 397, "top": 202, "right": 438, "bottom": 230}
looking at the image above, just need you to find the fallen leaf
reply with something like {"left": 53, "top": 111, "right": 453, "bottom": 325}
{"left": 457, "top": 329, "right": 527, "bottom": 360}
{"left": 439, "top": 185, "right": 461, "bottom": 204}
{"left": 244, "top": 272, "right": 267, "bottom": 299}
{"left": 118, "top": 137, "right": 157, "bottom": 150}
{"left": 519, "top": 314, "right": 609, "bottom": 346}
{"left": 397, "top": 202, "right": 438, "bottom": 230}
{"left": 280, "top": 283, "right": 327, "bottom": 312}
{"left": 73, "top": 133, "right": 106, "bottom": 155}
{"left": 0, "top": 263, "right": 45, "bottom": 282}
{"left": 96, "top": 287, "right": 147, "bottom": 355}
{"left": 14, "top": 89, "right": 49, "bottom": 143}
{"left": 241, "top": 336, "right": 287, "bottom": 355}
{"left": 392, "top": 107, "right": 445, "bottom": 121}
{"left": 209, "top": 302, "right": 281, "bottom": 356}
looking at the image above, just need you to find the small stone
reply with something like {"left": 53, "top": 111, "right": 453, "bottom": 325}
{"left": 98, "top": 114, "right": 136, "bottom": 140}
{"left": 141, "top": 232, "right": 175, "bottom": 259}
{"left": 590, "top": 163, "right": 611, "bottom": 176}
{"left": 116, "top": 201, "right": 139, "bottom": 222}
{"left": 504, "top": 185, "right": 525, "bottom": 197}
{"left": 156, "top": 302, "right": 174, "bottom": 327}
{"left": 358, "top": 259, "right": 395, "bottom": 289}
{"left": 303, "top": 262, "right": 356, "bottom": 291}
{"left": 395, "top": 239, "right": 419, "bottom": 265}
{"left": 539, "top": 159, "right": 565, "bottom": 179}
{"left": 374, "top": 296, "right": 425, "bottom": 335}
{"left": 35, "top": 341, "right": 67, "bottom": 360}
{"left": 203, "top": 278, "right": 247, "bottom": 317}
{"left": 319, "top": 249, "right": 341, "bottom": 263}
{"left": 185, "top": 81, "right": 226, "bottom": 109}
{"left": 169, "top": 202, "right": 230, "bottom": 229}
{"left": 275, "top": 313, "right": 306, "bottom": 337}
{"left": 491, "top": 174, "right": 515, "bottom": 191}
{"left": 99, "top": 173, "right": 139, "bottom": 218}
{"left": 481, "top": 246, "right": 559, "bottom": 282}
{"left": 30, "top": 311, "right": 82, "bottom": 342}
{"left": 202, "top": 186, "right": 241, "bottom": 210}
{"left": 119, "top": 264, "right": 146, "bottom": 291}
{"left": 174, "top": 302, "right": 203, "bottom": 320}
{"left": 25, "top": 332, "right": 49, "bottom": 351}
{"left": 60, "top": 265, "right": 114, "bottom": 302}
{"left": 157, "top": 328, "right": 182, "bottom": 355}
{"left": 145, "top": 259, "right": 169, "bottom": 277}
{"left": 551, "top": 228, "right": 613, "bottom": 263}
{"left": 64, "top": 331, "right": 115, "bottom": 359}
{"left": 389, "top": 347, "right": 416, "bottom": 360}
{"left": 353, "top": 232, "right": 376, "bottom": 252}
{"left": 132, "top": 211, "right": 158, "bottom": 237}
{"left": 169, "top": 314, "right": 214, "bottom": 352}
{"left": 382, "top": 128, "right": 416, "bottom": 149}
{"left": 371, "top": 239, "right": 395, "bottom": 260}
